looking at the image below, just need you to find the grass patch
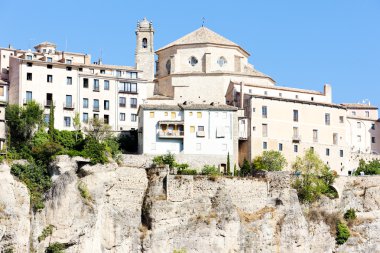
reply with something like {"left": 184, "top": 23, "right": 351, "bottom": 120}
{"left": 38, "top": 224, "right": 55, "bottom": 242}
{"left": 77, "top": 181, "right": 93, "bottom": 205}
{"left": 45, "top": 242, "right": 65, "bottom": 253}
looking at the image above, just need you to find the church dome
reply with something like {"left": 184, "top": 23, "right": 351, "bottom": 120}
{"left": 139, "top": 18, "right": 150, "bottom": 28}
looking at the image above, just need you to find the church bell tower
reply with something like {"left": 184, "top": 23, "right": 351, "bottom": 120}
{"left": 135, "top": 18, "right": 155, "bottom": 82}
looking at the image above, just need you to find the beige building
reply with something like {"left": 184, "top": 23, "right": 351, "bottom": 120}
{"left": 1, "top": 18, "right": 155, "bottom": 132}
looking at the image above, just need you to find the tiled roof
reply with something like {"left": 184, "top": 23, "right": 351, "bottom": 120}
{"left": 157, "top": 27, "right": 248, "bottom": 55}
{"left": 139, "top": 102, "right": 238, "bottom": 112}
{"left": 341, "top": 103, "right": 378, "bottom": 110}
{"left": 233, "top": 82, "right": 323, "bottom": 95}
{"left": 139, "top": 104, "right": 181, "bottom": 111}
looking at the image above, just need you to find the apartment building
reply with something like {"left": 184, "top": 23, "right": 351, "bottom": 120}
{"left": 137, "top": 102, "right": 239, "bottom": 168}
{"left": 0, "top": 18, "right": 155, "bottom": 132}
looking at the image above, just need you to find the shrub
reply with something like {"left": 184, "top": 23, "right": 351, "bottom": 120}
{"left": 11, "top": 163, "right": 51, "bottom": 211}
{"left": 38, "top": 224, "right": 54, "bottom": 242}
{"left": 344, "top": 209, "right": 357, "bottom": 221}
{"left": 104, "top": 137, "right": 121, "bottom": 158}
{"left": 240, "top": 159, "right": 251, "bottom": 176}
{"left": 336, "top": 221, "right": 350, "bottom": 245}
{"left": 178, "top": 169, "right": 197, "bottom": 175}
{"left": 201, "top": 165, "right": 220, "bottom": 176}
{"left": 226, "top": 152, "right": 231, "bottom": 176}
{"left": 31, "top": 141, "right": 63, "bottom": 163}
{"left": 354, "top": 159, "right": 380, "bottom": 175}
{"left": 82, "top": 138, "right": 108, "bottom": 165}
{"left": 152, "top": 152, "right": 176, "bottom": 168}
{"left": 45, "top": 242, "right": 65, "bottom": 253}
{"left": 252, "top": 150, "right": 287, "bottom": 172}
{"left": 54, "top": 130, "right": 83, "bottom": 150}
{"left": 78, "top": 181, "right": 93, "bottom": 205}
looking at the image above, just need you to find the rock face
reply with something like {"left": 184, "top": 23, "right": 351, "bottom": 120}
{"left": 0, "top": 157, "right": 379, "bottom": 253}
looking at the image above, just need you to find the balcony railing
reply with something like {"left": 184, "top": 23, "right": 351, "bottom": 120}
{"left": 63, "top": 102, "right": 75, "bottom": 110}
{"left": 158, "top": 130, "right": 184, "bottom": 138}
{"left": 93, "top": 106, "right": 100, "bottom": 112}
{"left": 44, "top": 100, "right": 55, "bottom": 107}
{"left": 292, "top": 135, "right": 302, "bottom": 143}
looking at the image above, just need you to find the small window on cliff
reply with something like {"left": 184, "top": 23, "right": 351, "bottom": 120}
{"left": 142, "top": 38, "right": 148, "bottom": 48}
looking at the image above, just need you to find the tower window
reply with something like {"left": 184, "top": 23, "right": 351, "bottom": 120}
{"left": 217, "top": 56, "right": 227, "bottom": 67}
{"left": 142, "top": 38, "right": 148, "bottom": 48}
{"left": 189, "top": 56, "right": 198, "bottom": 66}
{"left": 166, "top": 60, "right": 171, "bottom": 74}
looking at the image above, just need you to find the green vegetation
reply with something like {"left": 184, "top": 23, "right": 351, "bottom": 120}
{"left": 233, "top": 164, "right": 237, "bottom": 176}
{"left": 252, "top": 151, "right": 287, "bottom": 172}
{"left": 152, "top": 152, "right": 176, "bottom": 168}
{"left": 11, "top": 163, "right": 51, "bottom": 211}
{"left": 45, "top": 242, "right": 66, "bottom": 253}
{"left": 38, "top": 224, "right": 55, "bottom": 242}
{"left": 292, "top": 149, "right": 337, "bottom": 203}
{"left": 3, "top": 247, "right": 14, "bottom": 253}
{"left": 176, "top": 163, "right": 197, "bottom": 175}
{"left": 77, "top": 181, "right": 93, "bottom": 206}
{"left": 240, "top": 159, "right": 251, "bottom": 176}
{"left": 173, "top": 249, "right": 187, "bottom": 253}
{"left": 201, "top": 165, "right": 220, "bottom": 176}
{"left": 354, "top": 159, "right": 380, "bottom": 175}
{"left": 344, "top": 209, "right": 357, "bottom": 221}
{"left": 226, "top": 152, "right": 231, "bottom": 176}
{"left": 336, "top": 221, "right": 350, "bottom": 245}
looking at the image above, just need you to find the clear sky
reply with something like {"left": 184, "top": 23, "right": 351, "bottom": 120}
{"left": 1, "top": 0, "right": 379, "bottom": 105}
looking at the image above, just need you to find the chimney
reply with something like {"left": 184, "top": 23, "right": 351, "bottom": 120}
{"left": 324, "top": 84, "right": 332, "bottom": 103}
{"left": 240, "top": 82, "right": 244, "bottom": 109}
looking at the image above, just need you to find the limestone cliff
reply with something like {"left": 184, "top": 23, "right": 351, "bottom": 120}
{"left": 0, "top": 156, "right": 379, "bottom": 253}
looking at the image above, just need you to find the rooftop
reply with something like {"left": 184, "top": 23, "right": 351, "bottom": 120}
{"left": 341, "top": 103, "right": 378, "bottom": 110}
{"left": 233, "top": 82, "right": 324, "bottom": 95}
{"left": 139, "top": 102, "right": 238, "bottom": 112}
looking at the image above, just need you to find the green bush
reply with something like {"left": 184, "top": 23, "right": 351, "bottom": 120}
{"left": 54, "top": 130, "right": 84, "bottom": 150}
{"left": 78, "top": 181, "right": 93, "bottom": 204}
{"left": 82, "top": 138, "right": 108, "bottom": 165}
{"left": 240, "top": 159, "right": 251, "bottom": 176}
{"left": 152, "top": 152, "right": 176, "bottom": 168}
{"left": 38, "top": 224, "right": 54, "bottom": 242}
{"left": 252, "top": 150, "right": 287, "bottom": 172}
{"left": 354, "top": 159, "right": 380, "bottom": 175}
{"left": 31, "top": 141, "right": 63, "bottom": 163}
{"left": 178, "top": 168, "right": 197, "bottom": 175}
{"left": 104, "top": 137, "right": 121, "bottom": 158}
{"left": 11, "top": 163, "right": 52, "bottom": 211}
{"left": 336, "top": 221, "right": 350, "bottom": 245}
{"left": 344, "top": 209, "right": 357, "bottom": 221}
{"left": 201, "top": 165, "right": 220, "bottom": 176}
{"left": 45, "top": 242, "right": 65, "bottom": 253}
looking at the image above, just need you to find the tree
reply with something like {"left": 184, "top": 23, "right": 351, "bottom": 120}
{"left": 240, "top": 159, "right": 251, "bottom": 177}
{"left": 292, "top": 148, "right": 336, "bottom": 203}
{"left": 48, "top": 102, "right": 55, "bottom": 140}
{"left": 226, "top": 152, "right": 231, "bottom": 175}
{"left": 73, "top": 112, "right": 81, "bottom": 142}
{"left": 84, "top": 117, "right": 112, "bottom": 142}
{"left": 354, "top": 159, "right": 380, "bottom": 175}
{"left": 5, "top": 101, "right": 44, "bottom": 148}
{"left": 252, "top": 150, "right": 287, "bottom": 172}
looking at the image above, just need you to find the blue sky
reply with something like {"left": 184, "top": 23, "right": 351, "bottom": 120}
{"left": 1, "top": 0, "right": 379, "bottom": 105}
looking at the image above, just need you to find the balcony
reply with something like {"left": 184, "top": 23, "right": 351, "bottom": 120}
{"left": 158, "top": 121, "right": 184, "bottom": 139}
{"left": 63, "top": 103, "right": 75, "bottom": 110}
{"left": 93, "top": 106, "right": 100, "bottom": 112}
{"left": 292, "top": 135, "right": 302, "bottom": 143}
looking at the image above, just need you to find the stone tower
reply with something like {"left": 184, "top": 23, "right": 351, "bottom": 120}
{"left": 135, "top": 18, "right": 155, "bottom": 82}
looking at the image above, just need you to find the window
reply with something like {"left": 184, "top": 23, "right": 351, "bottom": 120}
{"left": 313, "top": 129, "right": 318, "bottom": 142}
{"left": 66, "top": 59, "right": 72, "bottom": 64}
{"left": 100, "top": 69, "right": 105, "bottom": 74}
{"left": 131, "top": 114, "right": 137, "bottom": 122}
{"left": 310, "top": 147, "right": 314, "bottom": 152}
{"left": 83, "top": 98, "right": 88, "bottom": 108}
{"left": 262, "top": 124, "right": 268, "bottom": 137}
{"left": 293, "top": 127, "right": 299, "bottom": 138}
{"left": 67, "top": 77, "right": 72, "bottom": 85}
{"left": 82, "top": 113, "right": 88, "bottom": 123}
{"left": 93, "top": 99, "right": 99, "bottom": 111}
{"left": 150, "top": 112, "right": 155, "bottom": 118}
{"left": 65, "top": 95, "right": 72, "bottom": 108}
{"left": 293, "top": 110, "right": 299, "bottom": 122}
{"left": 46, "top": 93, "right": 53, "bottom": 106}
{"left": 104, "top": 80, "right": 109, "bottom": 90}
{"left": 119, "top": 97, "right": 126, "bottom": 107}
{"left": 333, "top": 133, "right": 338, "bottom": 145}
{"left": 118, "top": 82, "right": 137, "bottom": 93}
{"left": 47, "top": 75, "right": 53, "bottom": 83}
{"left": 372, "top": 137, "right": 376, "bottom": 144}
{"left": 263, "top": 142, "right": 268, "bottom": 150}
{"left": 357, "top": 135, "right": 362, "bottom": 142}
{"left": 279, "top": 143, "right": 283, "bottom": 151}
{"left": 78, "top": 68, "right": 83, "bottom": 72}
{"left": 340, "top": 150, "right": 344, "bottom": 158}
{"left": 352, "top": 111, "right": 356, "bottom": 116}
{"left": 104, "top": 115, "right": 109, "bottom": 124}
{"left": 93, "top": 79, "right": 99, "bottom": 91}
{"left": 372, "top": 123, "right": 376, "bottom": 130}
{"left": 130, "top": 98, "right": 137, "bottom": 108}
{"left": 326, "top": 148, "right": 330, "bottom": 156}
{"left": 166, "top": 60, "right": 171, "bottom": 74}
{"left": 189, "top": 56, "right": 198, "bottom": 66}
{"left": 26, "top": 72, "right": 32, "bottom": 80}
{"left": 27, "top": 62, "right": 32, "bottom": 67}
{"left": 294, "top": 145, "right": 298, "bottom": 153}
{"left": 26, "top": 55, "right": 32, "bottom": 60}
{"left": 64, "top": 117, "right": 71, "bottom": 127}
{"left": 93, "top": 114, "right": 99, "bottom": 119}
{"left": 197, "top": 112, "right": 202, "bottom": 118}
{"left": 264, "top": 91, "right": 268, "bottom": 95}
{"left": 198, "top": 126, "right": 205, "bottom": 131}
{"left": 47, "top": 57, "right": 52, "bottom": 62}
{"left": 357, "top": 122, "right": 361, "bottom": 128}
{"left": 66, "top": 66, "right": 72, "bottom": 71}
{"left": 104, "top": 100, "right": 109, "bottom": 110}
{"left": 295, "top": 95, "right": 299, "bottom": 99}
{"left": 116, "top": 70, "right": 122, "bottom": 77}
{"left": 365, "top": 111, "right": 370, "bottom": 117}
{"left": 26, "top": 91, "right": 32, "bottom": 102}
{"left": 119, "top": 113, "right": 126, "bottom": 121}
{"left": 142, "top": 38, "right": 148, "bottom": 48}
{"left": 171, "top": 112, "right": 176, "bottom": 119}
{"left": 325, "top": 113, "right": 330, "bottom": 125}
{"left": 339, "top": 116, "right": 344, "bottom": 123}
{"left": 311, "top": 97, "right": 314, "bottom": 101}
{"left": 47, "top": 64, "right": 53, "bottom": 69}
{"left": 217, "top": 56, "right": 227, "bottom": 67}
{"left": 130, "top": 72, "right": 138, "bottom": 79}
{"left": 44, "top": 114, "right": 50, "bottom": 124}
{"left": 279, "top": 93, "right": 282, "bottom": 97}
{"left": 0, "top": 86, "right": 3, "bottom": 96}
{"left": 262, "top": 106, "right": 267, "bottom": 118}
{"left": 83, "top": 78, "right": 89, "bottom": 88}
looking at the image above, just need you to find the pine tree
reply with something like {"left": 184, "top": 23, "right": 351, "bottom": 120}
{"left": 226, "top": 152, "right": 231, "bottom": 176}
{"left": 48, "top": 102, "right": 55, "bottom": 140}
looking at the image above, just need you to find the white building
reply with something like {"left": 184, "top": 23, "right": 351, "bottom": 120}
{"left": 137, "top": 102, "right": 239, "bottom": 169}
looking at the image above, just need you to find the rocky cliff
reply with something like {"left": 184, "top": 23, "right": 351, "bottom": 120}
{"left": 0, "top": 156, "right": 379, "bottom": 253}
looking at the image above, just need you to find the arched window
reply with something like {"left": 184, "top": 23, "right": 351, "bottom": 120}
{"left": 166, "top": 60, "right": 171, "bottom": 74}
{"left": 217, "top": 56, "right": 227, "bottom": 67}
{"left": 188, "top": 56, "right": 198, "bottom": 66}
{"left": 142, "top": 38, "right": 148, "bottom": 48}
